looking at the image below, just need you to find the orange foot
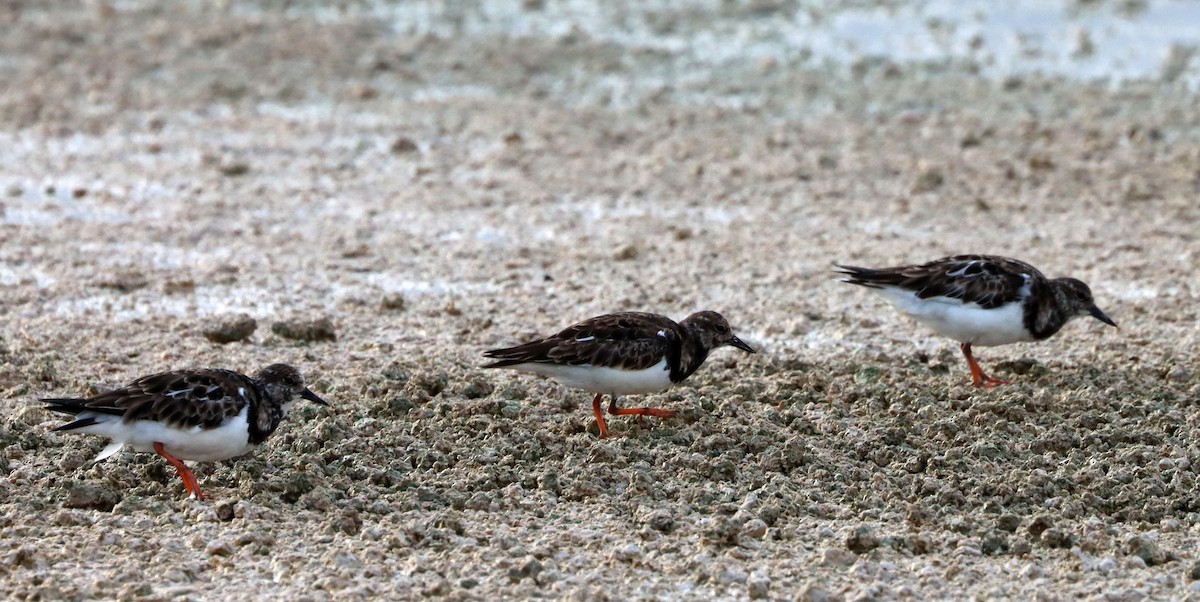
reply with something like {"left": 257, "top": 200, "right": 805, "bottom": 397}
{"left": 591, "top": 393, "right": 612, "bottom": 439}
{"left": 961, "top": 342, "right": 1010, "bottom": 388}
{"left": 153, "top": 441, "right": 207, "bottom": 500}
{"left": 976, "top": 374, "right": 1011, "bottom": 388}
{"left": 590, "top": 394, "right": 676, "bottom": 439}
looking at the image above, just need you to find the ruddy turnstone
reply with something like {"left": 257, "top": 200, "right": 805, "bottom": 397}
{"left": 42, "top": 363, "right": 327, "bottom": 499}
{"left": 483, "top": 311, "right": 756, "bottom": 438}
{"left": 836, "top": 255, "right": 1117, "bottom": 387}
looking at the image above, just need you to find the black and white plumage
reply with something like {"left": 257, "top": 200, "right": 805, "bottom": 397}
{"left": 483, "top": 311, "right": 755, "bottom": 437}
{"left": 836, "top": 255, "right": 1117, "bottom": 387}
{"left": 42, "top": 363, "right": 328, "bottom": 499}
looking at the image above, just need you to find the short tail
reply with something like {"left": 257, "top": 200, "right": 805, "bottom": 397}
{"left": 480, "top": 349, "right": 530, "bottom": 369}
{"left": 42, "top": 397, "right": 88, "bottom": 414}
{"left": 481, "top": 340, "right": 553, "bottom": 368}
{"left": 41, "top": 398, "right": 112, "bottom": 431}
{"left": 834, "top": 264, "right": 903, "bottom": 289}
{"left": 41, "top": 398, "right": 127, "bottom": 462}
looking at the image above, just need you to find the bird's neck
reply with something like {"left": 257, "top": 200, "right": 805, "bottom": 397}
{"left": 247, "top": 389, "right": 287, "bottom": 445}
{"left": 1022, "top": 280, "right": 1074, "bottom": 340}
{"left": 670, "top": 327, "right": 711, "bottom": 383}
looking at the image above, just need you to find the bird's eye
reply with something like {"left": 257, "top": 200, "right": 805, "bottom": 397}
{"left": 716, "top": 323, "right": 729, "bottom": 334}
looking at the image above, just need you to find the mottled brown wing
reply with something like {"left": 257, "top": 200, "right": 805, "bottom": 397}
{"left": 838, "top": 255, "right": 1043, "bottom": 309}
{"left": 484, "top": 312, "right": 679, "bottom": 371}
{"left": 83, "top": 369, "right": 254, "bottom": 429}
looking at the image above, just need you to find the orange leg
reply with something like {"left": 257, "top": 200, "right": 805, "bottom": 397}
{"left": 591, "top": 393, "right": 611, "bottom": 439}
{"left": 960, "top": 342, "right": 1009, "bottom": 388}
{"left": 591, "top": 394, "right": 676, "bottom": 438}
{"left": 153, "top": 442, "right": 206, "bottom": 500}
{"left": 608, "top": 396, "right": 676, "bottom": 422}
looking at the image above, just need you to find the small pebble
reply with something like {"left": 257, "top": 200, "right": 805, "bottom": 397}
{"left": 911, "top": 165, "right": 944, "bottom": 193}
{"left": 715, "top": 566, "right": 748, "bottom": 585}
{"left": 748, "top": 573, "right": 770, "bottom": 599}
{"left": 846, "top": 525, "right": 880, "bottom": 554}
{"left": 202, "top": 313, "right": 257, "bottom": 344}
{"left": 63, "top": 482, "right": 121, "bottom": 512}
{"left": 741, "top": 518, "right": 768, "bottom": 541}
{"left": 380, "top": 292, "right": 406, "bottom": 311}
{"left": 205, "top": 539, "right": 235, "bottom": 556}
{"left": 613, "top": 244, "right": 638, "bottom": 261}
{"left": 218, "top": 160, "right": 250, "bottom": 176}
{"left": 391, "top": 137, "right": 419, "bottom": 154}
{"left": 821, "top": 547, "right": 858, "bottom": 567}
{"left": 798, "top": 582, "right": 838, "bottom": 602}
{"left": 611, "top": 544, "right": 641, "bottom": 563}
{"left": 272, "top": 317, "right": 337, "bottom": 342}
{"left": 1020, "top": 563, "right": 1044, "bottom": 579}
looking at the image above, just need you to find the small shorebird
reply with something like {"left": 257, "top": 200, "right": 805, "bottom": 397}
{"left": 483, "top": 311, "right": 756, "bottom": 437}
{"left": 836, "top": 255, "right": 1116, "bottom": 387}
{"left": 42, "top": 363, "right": 328, "bottom": 499}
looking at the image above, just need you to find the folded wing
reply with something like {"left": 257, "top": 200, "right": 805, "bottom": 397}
{"left": 484, "top": 312, "right": 679, "bottom": 371}
{"left": 43, "top": 369, "right": 253, "bottom": 431}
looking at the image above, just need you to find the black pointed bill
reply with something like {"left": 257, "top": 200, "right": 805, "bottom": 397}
{"left": 1089, "top": 305, "right": 1117, "bottom": 328}
{"left": 301, "top": 388, "right": 329, "bottom": 405}
{"left": 730, "top": 335, "right": 756, "bottom": 354}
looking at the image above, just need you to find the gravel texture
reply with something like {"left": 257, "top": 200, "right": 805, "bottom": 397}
{"left": 1, "top": 2, "right": 1199, "bottom": 600}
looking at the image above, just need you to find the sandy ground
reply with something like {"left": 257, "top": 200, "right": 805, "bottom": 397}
{"left": 2, "top": 1, "right": 1200, "bottom": 600}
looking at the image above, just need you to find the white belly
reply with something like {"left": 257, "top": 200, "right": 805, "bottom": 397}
{"left": 513, "top": 358, "right": 673, "bottom": 395}
{"left": 76, "top": 406, "right": 254, "bottom": 462}
{"left": 874, "top": 287, "right": 1033, "bottom": 346}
